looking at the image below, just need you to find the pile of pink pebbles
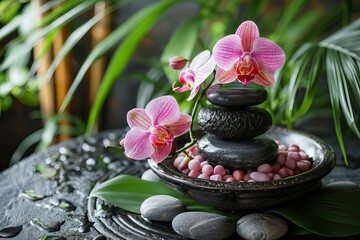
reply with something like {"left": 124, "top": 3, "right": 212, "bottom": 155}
{"left": 173, "top": 141, "right": 313, "bottom": 182}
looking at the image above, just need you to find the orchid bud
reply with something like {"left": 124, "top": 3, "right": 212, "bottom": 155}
{"left": 168, "top": 56, "right": 188, "bottom": 70}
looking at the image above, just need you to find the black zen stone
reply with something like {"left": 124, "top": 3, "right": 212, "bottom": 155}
{"left": 198, "top": 106, "right": 272, "bottom": 139}
{"left": 198, "top": 134, "right": 278, "bottom": 170}
{"left": 206, "top": 83, "right": 268, "bottom": 108}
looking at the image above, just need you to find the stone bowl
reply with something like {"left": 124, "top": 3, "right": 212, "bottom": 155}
{"left": 148, "top": 127, "right": 336, "bottom": 211}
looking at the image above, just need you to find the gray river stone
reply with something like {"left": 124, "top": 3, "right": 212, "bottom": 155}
{"left": 198, "top": 106, "right": 272, "bottom": 139}
{"left": 236, "top": 213, "right": 288, "bottom": 240}
{"left": 206, "top": 83, "right": 268, "bottom": 108}
{"left": 198, "top": 134, "right": 278, "bottom": 170}
{"left": 140, "top": 195, "right": 186, "bottom": 221}
{"left": 141, "top": 169, "right": 161, "bottom": 182}
{"left": 323, "top": 181, "right": 360, "bottom": 193}
{"left": 172, "top": 212, "right": 235, "bottom": 240}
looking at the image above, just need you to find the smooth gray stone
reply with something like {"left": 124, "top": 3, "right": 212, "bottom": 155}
{"left": 206, "top": 83, "right": 268, "bottom": 108}
{"left": 199, "top": 134, "right": 278, "bottom": 170}
{"left": 237, "top": 213, "right": 288, "bottom": 240}
{"left": 140, "top": 195, "right": 186, "bottom": 221}
{"left": 141, "top": 169, "right": 161, "bottom": 182}
{"left": 172, "top": 212, "right": 235, "bottom": 240}
{"left": 323, "top": 181, "right": 360, "bottom": 193}
{"left": 198, "top": 106, "right": 272, "bottom": 139}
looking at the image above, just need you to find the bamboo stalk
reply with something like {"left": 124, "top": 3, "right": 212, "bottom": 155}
{"left": 34, "top": 0, "right": 55, "bottom": 121}
{"left": 88, "top": 2, "right": 111, "bottom": 133}
{"left": 53, "top": 23, "right": 73, "bottom": 141}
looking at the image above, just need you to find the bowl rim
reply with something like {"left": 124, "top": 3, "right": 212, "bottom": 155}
{"left": 148, "top": 126, "right": 336, "bottom": 191}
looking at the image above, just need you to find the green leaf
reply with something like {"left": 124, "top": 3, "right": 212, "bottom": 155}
{"left": 271, "top": 190, "right": 360, "bottom": 237}
{"left": 34, "top": 164, "right": 59, "bottom": 180}
{"left": 10, "top": 129, "right": 43, "bottom": 165}
{"left": 160, "top": 18, "right": 201, "bottom": 83}
{"left": 89, "top": 175, "right": 238, "bottom": 220}
{"left": 84, "top": 0, "right": 179, "bottom": 134}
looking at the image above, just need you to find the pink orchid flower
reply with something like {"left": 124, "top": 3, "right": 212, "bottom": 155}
{"left": 172, "top": 50, "right": 215, "bottom": 101}
{"left": 123, "top": 95, "right": 191, "bottom": 163}
{"left": 213, "top": 20, "right": 285, "bottom": 86}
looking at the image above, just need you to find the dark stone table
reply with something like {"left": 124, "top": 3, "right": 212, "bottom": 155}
{"left": 0, "top": 129, "right": 359, "bottom": 240}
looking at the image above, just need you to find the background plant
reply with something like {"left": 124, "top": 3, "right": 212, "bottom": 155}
{"left": 0, "top": 0, "right": 359, "bottom": 165}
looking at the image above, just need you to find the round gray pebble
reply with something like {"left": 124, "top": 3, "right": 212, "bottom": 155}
{"left": 237, "top": 213, "right": 288, "bottom": 240}
{"left": 323, "top": 181, "right": 360, "bottom": 193}
{"left": 141, "top": 169, "right": 161, "bottom": 182}
{"left": 140, "top": 195, "right": 186, "bottom": 221}
{"left": 172, "top": 211, "right": 235, "bottom": 240}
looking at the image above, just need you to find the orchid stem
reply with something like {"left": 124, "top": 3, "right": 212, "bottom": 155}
{"left": 166, "top": 72, "right": 216, "bottom": 160}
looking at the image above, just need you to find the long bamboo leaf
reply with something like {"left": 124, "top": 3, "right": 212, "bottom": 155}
{"left": 85, "top": 0, "right": 179, "bottom": 134}
{"left": 0, "top": 0, "right": 98, "bottom": 71}
{"left": 43, "top": 1, "right": 129, "bottom": 83}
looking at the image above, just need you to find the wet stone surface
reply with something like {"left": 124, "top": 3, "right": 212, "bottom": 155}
{"left": 198, "top": 134, "right": 278, "bottom": 170}
{"left": 206, "top": 83, "right": 268, "bottom": 108}
{"left": 198, "top": 106, "right": 272, "bottom": 139}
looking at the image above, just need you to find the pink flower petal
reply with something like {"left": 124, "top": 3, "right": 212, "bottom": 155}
{"left": 235, "top": 20, "right": 259, "bottom": 52}
{"left": 167, "top": 113, "right": 191, "bottom": 136}
{"left": 187, "top": 86, "right": 200, "bottom": 101}
{"left": 127, "top": 108, "right": 151, "bottom": 129}
{"left": 252, "top": 70, "right": 275, "bottom": 86}
{"left": 213, "top": 34, "right": 242, "bottom": 71}
{"left": 189, "top": 50, "right": 211, "bottom": 71}
{"left": 215, "top": 67, "right": 238, "bottom": 84}
{"left": 124, "top": 127, "right": 154, "bottom": 160}
{"left": 172, "top": 82, "right": 190, "bottom": 93}
{"left": 194, "top": 55, "right": 215, "bottom": 86}
{"left": 145, "top": 96, "right": 180, "bottom": 126}
{"left": 150, "top": 143, "right": 173, "bottom": 163}
{"left": 252, "top": 38, "right": 285, "bottom": 72}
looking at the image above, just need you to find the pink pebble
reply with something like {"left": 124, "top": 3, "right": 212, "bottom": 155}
{"left": 257, "top": 163, "right": 272, "bottom": 174}
{"left": 182, "top": 168, "right": 190, "bottom": 174}
{"left": 248, "top": 179, "right": 256, "bottom": 183}
{"left": 214, "top": 165, "right": 226, "bottom": 176}
{"left": 202, "top": 165, "right": 213, "bottom": 176}
{"left": 178, "top": 156, "right": 190, "bottom": 171}
{"left": 188, "top": 170, "right": 201, "bottom": 178}
{"left": 273, "top": 174, "right": 282, "bottom": 180}
{"left": 300, "top": 160, "right": 312, "bottom": 167}
{"left": 299, "top": 151, "right": 309, "bottom": 160}
{"left": 232, "top": 170, "right": 245, "bottom": 181}
{"left": 223, "top": 174, "right": 233, "bottom": 181}
{"left": 285, "top": 159, "right": 297, "bottom": 170}
{"left": 250, "top": 172, "right": 271, "bottom": 182}
{"left": 193, "top": 155, "right": 203, "bottom": 162}
{"left": 267, "top": 173, "right": 274, "bottom": 179}
{"left": 198, "top": 174, "right": 210, "bottom": 180}
{"left": 200, "top": 161, "right": 209, "bottom": 167}
{"left": 226, "top": 177, "right": 235, "bottom": 182}
{"left": 173, "top": 156, "right": 184, "bottom": 168}
{"left": 289, "top": 143, "right": 300, "bottom": 148}
{"left": 286, "top": 167, "right": 294, "bottom": 176}
{"left": 188, "top": 159, "right": 201, "bottom": 171}
{"left": 287, "top": 152, "right": 302, "bottom": 161}
{"left": 278, "top": 145, "right": 288, "bottom": 151}
{"left": 288, "top": 146, "right": 300, "bottom": 152}
{"left": 276, "top": 152, "right": 286, "bottom": 165}
{"left": 243, "top": 173, "right": 251, "bottom": 181}
{"left": 297, "top": 160, "right": 310, "bottom": 172}
{"left": 278, "top": 167, "right": 288, "bottom": 178}
{"left": 210, "top": 174, "right": 223, "bottom": 181}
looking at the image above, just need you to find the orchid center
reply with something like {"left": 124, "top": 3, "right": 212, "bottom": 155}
{"left": 236, "top": 54, "right": 259, "bottom": 84}
{"left": 149, "top": 126, "right": 174, "bottom": 147}
{"left": 179, "top": 68, "right": 195, "bottom": 90}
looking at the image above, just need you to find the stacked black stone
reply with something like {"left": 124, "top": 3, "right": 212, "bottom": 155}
{"left": 198, "top": 83, "right": 278, "bottom": 170}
